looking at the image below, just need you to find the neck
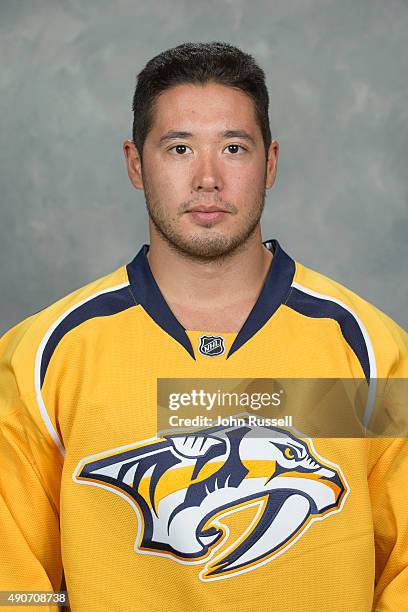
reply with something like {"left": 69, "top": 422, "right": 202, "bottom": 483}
{"left": 146, "top": 227, "right": 273, "bottom": 333}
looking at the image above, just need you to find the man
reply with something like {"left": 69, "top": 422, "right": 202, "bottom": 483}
{"left": 0, "top": 41, "right": 407, "bottom": 612}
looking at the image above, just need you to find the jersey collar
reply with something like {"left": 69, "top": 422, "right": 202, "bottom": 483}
{"left": 126, "top": 238, "right": 295, "bottom": 360}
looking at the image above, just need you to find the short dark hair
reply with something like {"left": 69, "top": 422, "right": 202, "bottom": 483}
{"left": 132, "top": 41, "right": 272, "bottom": 161}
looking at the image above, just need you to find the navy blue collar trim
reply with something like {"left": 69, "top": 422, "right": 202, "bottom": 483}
{"left": 227, "top": 239, "right": 295, "bottom": 357}
{"left": 126, "top": 244, "right": 196, "bottom": 359}
{"left": 126, "top": 239, "right": 296, "bottom": 360}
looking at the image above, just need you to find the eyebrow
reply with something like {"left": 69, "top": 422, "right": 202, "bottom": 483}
{"left": 158, "top": 129, "right": 256, "bottom": 145}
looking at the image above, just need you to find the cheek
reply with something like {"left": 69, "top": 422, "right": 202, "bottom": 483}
{"left": 148, "top": 158, "right": 192, "bottom": 193}
{"left": 225, "top": 164, "right": 264, "bottom": 193}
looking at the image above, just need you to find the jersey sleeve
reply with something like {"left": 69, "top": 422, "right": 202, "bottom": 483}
{"left": 370, "top": 438, "right": 408, "bottom": 610}
{"left": 369, "top": 315, "right": 408, "bottom": 611}
{"left": 0, "top": 321, "right": 64, "bottom": 610}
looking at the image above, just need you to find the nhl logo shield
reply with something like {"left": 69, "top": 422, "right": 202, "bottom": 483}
{"left": 198, "top": 335, "right": 225, "bottom": 357}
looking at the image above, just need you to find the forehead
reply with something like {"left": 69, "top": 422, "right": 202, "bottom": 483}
{"left": 150, "top": 82, "right": 260, "bottom": 136}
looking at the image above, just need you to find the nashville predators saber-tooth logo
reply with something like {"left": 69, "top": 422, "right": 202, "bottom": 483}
{"left": 73, "top": 421, "right": 349, "bottom": 581}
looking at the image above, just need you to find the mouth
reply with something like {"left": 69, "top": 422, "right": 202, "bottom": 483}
{"left": 204, "top": 491, "right": 311, "bottom": 576}
{"left": 186, "top": 206, "right": 230, "bottom": 224}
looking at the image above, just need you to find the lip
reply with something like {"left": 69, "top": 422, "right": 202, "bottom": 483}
{"left": 187, "top": 209, "right": 229, "bottom": 223}
{"left": 187, "top": 205, "right": 229, "bottom": 213}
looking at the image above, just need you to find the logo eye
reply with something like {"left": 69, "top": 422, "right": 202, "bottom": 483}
{"left": 284, "top": 447, "right": 296, "bottom": 460}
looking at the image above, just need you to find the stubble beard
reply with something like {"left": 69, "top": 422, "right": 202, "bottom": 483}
{"left": 142, "top": 172, "right": 267, "bottom": 263}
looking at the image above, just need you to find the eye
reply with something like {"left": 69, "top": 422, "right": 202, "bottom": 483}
{"left": 224, "top": 144, "right": 246, "bottom": 154}
{"left": 168, "top": 144, "right": 192, "bottom": 155}
{"left": 283, "top": 447, "right": 296, "bottom": 460}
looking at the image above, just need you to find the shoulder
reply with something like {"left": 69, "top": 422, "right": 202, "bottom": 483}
{"left": 0, "top": 264, "right": 133, "bottom": 402}
{"left": 289, "top": 259, "right": 408, "bottom": 378}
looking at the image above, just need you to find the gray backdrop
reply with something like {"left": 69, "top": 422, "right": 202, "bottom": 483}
{"left": 1, "top": 0, "right": 407, "bottom": 336}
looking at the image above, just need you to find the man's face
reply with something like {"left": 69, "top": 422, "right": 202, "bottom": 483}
{"left": 125, "top": 82, "right": 278, "bottom": 260}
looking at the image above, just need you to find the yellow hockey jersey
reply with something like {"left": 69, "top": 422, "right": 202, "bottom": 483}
{"left": 0, "top": 238, "right": 407, "bottom": 612}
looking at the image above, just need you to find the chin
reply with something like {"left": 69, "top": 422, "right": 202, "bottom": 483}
{"left": 173, "top": 231, "right": 250, "bottom": 260}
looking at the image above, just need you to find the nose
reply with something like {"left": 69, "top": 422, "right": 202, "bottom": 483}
{"left": 192, "top": 152, "right": 224, "bottom": 193}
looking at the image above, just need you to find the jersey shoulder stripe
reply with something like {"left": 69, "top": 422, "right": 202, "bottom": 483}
{"left": 39, "top": 283, "right": 134, "bottom": 389}
{"left": 291, "top": 260, "right": 408, "bottom": 381}
{"left": 1, "top": 265, "right": 132, "bottom": 456}
{"left": 286, "top": 283, "right": 372, "bottom": 382}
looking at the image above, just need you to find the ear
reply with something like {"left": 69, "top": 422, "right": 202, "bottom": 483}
{"left": 265, "top": 139, "right": 279, "bottom": 189}
{"left": 123, "top": 139, "right": 144, "bottom": 190}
